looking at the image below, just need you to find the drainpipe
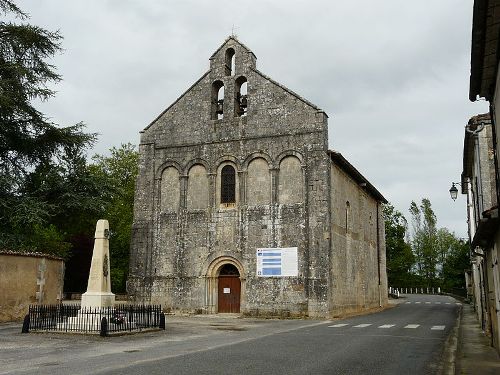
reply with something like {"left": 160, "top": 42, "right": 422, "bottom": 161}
{"left": 377, "top": 203, "right": 382, "bottom": 307}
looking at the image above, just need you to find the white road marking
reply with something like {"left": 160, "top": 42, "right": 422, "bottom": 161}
{"left": 353, "top": 324, "right": 372, "bottom": 328}
{"left": 445, "top": 303, "right": 451, "bottom": 305}
{"left": 425, "top": 302, "right": 431, "bottom": 304}
{"left": 378, "top": 324, "right": 395, "bottom": 329}
{"left": 415, "top": 302, "right": 421, "bottom": 304}
{"left": 435, "top": 302, "right": 441, "bottom": 304}
{"left": 456, "top": 303, "right": 462, "bottom": 305}
{"left": 329, "top": 323, "right": 349, "bottom": 328}
{"left": 431, "top": 325, "right": 445, "bottom": 330}
{"left": 404, "top": 324, "right": 420, "bottom": 329}
{"left": 405, "top": 302, "right": 411, "bottom": 304}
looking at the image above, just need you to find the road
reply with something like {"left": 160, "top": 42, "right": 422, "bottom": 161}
{"left": 0, "top": 294, "right": 460, "bottom": 375}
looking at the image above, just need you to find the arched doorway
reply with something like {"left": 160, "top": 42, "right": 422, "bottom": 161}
{"left": 217, "top": 264, "right": 241, "bottom": 313}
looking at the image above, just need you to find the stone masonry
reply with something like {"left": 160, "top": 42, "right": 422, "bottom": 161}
{"left": 128, "top": 37, "right": 388, "bottom": 318}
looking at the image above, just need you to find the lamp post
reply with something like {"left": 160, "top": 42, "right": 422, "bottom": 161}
{"left": 449, "top": 182, "right": 461, "bottom": 201}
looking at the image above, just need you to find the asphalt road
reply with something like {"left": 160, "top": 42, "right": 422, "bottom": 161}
{"left": 0, "top": 294, "right": 460, "bottom": 375}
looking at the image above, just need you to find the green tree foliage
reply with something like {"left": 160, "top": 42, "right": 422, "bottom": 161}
{"left": 0, "top": 0, "right": 97, "bottom": 256}
{"left": 383, "top": 204, "right": 414, "bottom": 286}
{"left": 385, "top": 199, "right": 469, "bottom": 293}
{"left": 89, "top": 144, "right": 139, "bottom": 292}
{"left": 409, "top": 199, "right": 439, "bottom": 287}
{"left": 437, "top": 228, "right": 470, "bottom": 291}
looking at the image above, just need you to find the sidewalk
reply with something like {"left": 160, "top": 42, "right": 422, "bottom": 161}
{"left": 455, "top": 302, "right": 500, "bottom": 374}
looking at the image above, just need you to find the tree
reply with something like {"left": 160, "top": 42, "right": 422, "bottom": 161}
{"left": 383, "top": 204, "right": 414, "bottom": 287}
{"left": 385, "top": 198, "right": 469, "bottom": 292}
{"left": 0, "top": 0, "right": 97, "bottom": 255}
{"left": 436, "top": 228, "right": 469, "bottom": 292}
{"left": 442, "top": 238, "right": 469, "bottom": 292}
{"left": 409, "top": 199, "right": 439, "bottom": 287}
{"left": 89, "top": 144, "right": 139, "bottom": 292}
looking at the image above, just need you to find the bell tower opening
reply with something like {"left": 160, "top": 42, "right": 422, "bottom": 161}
{"left": 235, "top": 76, "right": 248, "bottom": 117}
{"left": 212, "top": 80, "right": 224, "bottom": 120}
{"left": 225, "top": 48, "right": 235, "bottom": 76}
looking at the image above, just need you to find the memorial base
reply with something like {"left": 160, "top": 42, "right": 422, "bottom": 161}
{"left": 81, "top": 292, "right": 115, "bottom": 308}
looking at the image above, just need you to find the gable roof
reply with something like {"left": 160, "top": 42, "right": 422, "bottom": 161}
{"left": 142, "top": 36, "right": 325, "bottom": 132}
{"left": 328, "top": 150, "right": 387, "bottom": 203}
{"left": 209, "top": 35, "right": 257, "bottom": 61}
{"left": 142, "top": 70, "right": 210, "bottom": 132}
{"left": 252, "top": 68, "right": 324, "bottom": 113}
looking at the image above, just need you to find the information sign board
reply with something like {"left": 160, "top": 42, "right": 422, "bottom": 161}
{"left": 256, "top": 247, "right": 298, "bottom": 277}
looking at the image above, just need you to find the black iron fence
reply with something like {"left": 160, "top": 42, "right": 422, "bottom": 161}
{"left": 24, "top": 304, "right": 164, "bottom": 335}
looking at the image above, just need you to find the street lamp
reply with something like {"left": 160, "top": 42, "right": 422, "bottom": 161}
{"left": 449, "top": 182, "right": 460, "bottom": 201}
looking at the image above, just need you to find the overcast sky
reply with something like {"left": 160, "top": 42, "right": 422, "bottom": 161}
{"left": 15, "top": 0, "right": 487, "bottom": 237}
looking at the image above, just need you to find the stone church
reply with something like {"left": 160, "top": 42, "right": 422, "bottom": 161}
{"left": 128, "top": 37, "right": 388, "bottom": 318}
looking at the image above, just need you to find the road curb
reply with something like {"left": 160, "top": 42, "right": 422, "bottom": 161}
{"left": 440, "top": 302, "right": 462, "bottom": 374}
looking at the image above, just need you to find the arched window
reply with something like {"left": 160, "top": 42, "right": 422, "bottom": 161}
{"left": 234, "top": 76, "right": 248, "bottom": 117}
{"left": 225, "top": 48, "right": 235, "bottom": 76}
{"left": 212, "top": 80, "right": 224, "bottom": 120}
{"left": 221, "top": 165, "right": 236, "bottom": 204}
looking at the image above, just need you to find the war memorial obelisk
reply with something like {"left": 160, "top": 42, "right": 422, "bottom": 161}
{"left": 81, "top": 219, "right": 115, "bottom": 307}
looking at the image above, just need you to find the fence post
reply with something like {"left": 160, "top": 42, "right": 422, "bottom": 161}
{"left": 100, "top": 316, "right": 108, "bottom": 337}
{"left": 21, "top": 314, "right": 30, "bottom": 333}
{"left": 160, "top": 312, "right": 165, "bottom": 330}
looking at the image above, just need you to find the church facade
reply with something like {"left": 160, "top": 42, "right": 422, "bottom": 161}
{"left": 127, "top": 37, "right": 388, "bottom": 318}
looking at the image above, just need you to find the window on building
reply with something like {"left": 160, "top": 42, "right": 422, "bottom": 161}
{"left": 221, "top": 165, "right": 236, "bottom": 203}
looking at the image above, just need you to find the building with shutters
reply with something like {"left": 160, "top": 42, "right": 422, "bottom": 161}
{"left": 127, "top": 37, "right": 388, "bottom": 318}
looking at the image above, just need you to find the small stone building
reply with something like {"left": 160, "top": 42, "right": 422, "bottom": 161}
{"left": 0, "top": 251, "right": 64, "bottom": 322}
{"left": 128, "top": 37, "right": 388, "bottom": 318}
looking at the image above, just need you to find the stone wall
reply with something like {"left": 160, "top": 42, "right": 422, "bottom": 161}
{"left": 329, "top": 163, "right": 388, "bottom": 316}
{"left": 0, "top": 252, "right": 64, "bottom": 322}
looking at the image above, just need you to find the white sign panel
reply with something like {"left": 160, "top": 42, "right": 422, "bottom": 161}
{"left": 223, "top": 288, "right": 231, "bottom": 294}
{"left": 256, "top": 247, "right": 298, "bottom": 277}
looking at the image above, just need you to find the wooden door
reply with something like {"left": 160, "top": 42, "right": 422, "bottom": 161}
{"left": 218, "top": 276, "right": 241, "bottom": 313}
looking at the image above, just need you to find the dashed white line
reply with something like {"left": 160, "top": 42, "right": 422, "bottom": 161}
{"left": 445, "top": 303, "right": 451, "bottom": 305}
{"left": 405, "top": 302, "right": 412, "bottom": 304}
{"left": 415, "top": 302, "right": 421, "bottom": 304}
{"left": 435, "top": 302, "right": 441, "bottom": 304}
{"left": 404, "top": 324, "right": 420, "bottom": 329}
{"left": 425, "top": 302, "right": 431, "bottom": 304}
{"left": 456, "top": 303, "right": 462, "bottom": 305}
{"left": 431, "top": 325, "right": 446, "bottom": 330}
{"left": 328, "top": 323, "right": 447, "bottom": 331}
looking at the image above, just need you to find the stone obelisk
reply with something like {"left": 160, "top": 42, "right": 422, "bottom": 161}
{"left": 81, "top": 219, "right": 115, "bottom": 308}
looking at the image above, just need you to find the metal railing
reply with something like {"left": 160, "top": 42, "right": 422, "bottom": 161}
{"left": 24, "top": 304, "right": 164, "bottom": 335}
